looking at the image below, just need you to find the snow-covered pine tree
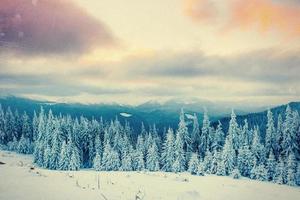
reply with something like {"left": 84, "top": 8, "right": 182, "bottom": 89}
{"left": 197, "top": 162, "right": 205, "bottom": 176}
{"left": 161, "top": 128, "right": 175, "bottom": 172}
{"left": 214, "top": 121, "right": 224, "bottom": 152}
{"left": 222, "top": 134, "right": 235, "bottom": 175}
{"left": 231, "top": 168, "right": 241, "bottom": 179}
{"left": 135, "top": 150, "right": 145, "bottom": 171}
{"left": 282, "top": 105, "right": 294, "bottom": 158}
{"left": 265, "top": 109, "right": 276, "bottom": 156}
{"left": 17, "top": 134, "right": 31, "bottom": 154}
{"left": 0, "top": 104, "right": 5, "bottom": 145}
{"left": 4, "top": 107, "right": 16, "bottom": 144}
{"left": 200, "top": 109, "right": 210, "bottom": 157}
{"left": 216, "top": 158, "right": 226, "bottom": 176}
{"left": 102, "top": 141, "right": 120, "bottom": 171}
{"left": 228, "top": 109, "right": 240, "bottom": 152}
{"left": 237, "top": 142, "right": 255, "bottom": 177}
{"left": 251, "top": 162, "right": 268, "bottom": 181}
{"left": 43, "top": 144, "right": 51, "bottom": 168}
{"left": 296, "top": 164, "right": 300, "bottom": 186}
{"left": 93, "top": 152, "right": 102, "bottom": 171}
{"left": 273, "top": 156, "right": 286, "bottom": 184}
{"left": 266, "top": 151, "right": 276, "bottom": 181}
{"left": 59, "top": 141, "right": 69, "bottom": 170}
{"left": 146, "top": 142, "right": 160, "bottom": 171}
{"left": 275, "top": 114, "right": 283, "bottom": 158}
{"left": 203, "top": 149, "right": 213, "bottom": 174}
{"left": 69, "top": 148, "right": 81, "bottom": 171}
{"left": 172, "top": 130, "right": 185, "bottom": 172}
{"left": 191, "top": 114, "right": 200, "bottom": 153}
{"left": 49, "top": 119, "right": 61, "bottom": 170}
{"left": 251, "top": 126, "right": 265, "bottom": 165}
{"left": 177, "top": 108, "right": 190, "bottom": 154}
{"left": 188, "top": 153, "right": 199, "bottom": 175}
{"left": 286, "top": 153, "right": 297, "bottom": 186}
{"left": 32, "top": 111, "right": 39, "bottom": 142}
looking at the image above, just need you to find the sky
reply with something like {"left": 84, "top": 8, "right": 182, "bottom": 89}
{"left": 0, "top": 0, "right": 300, "bottom": 105}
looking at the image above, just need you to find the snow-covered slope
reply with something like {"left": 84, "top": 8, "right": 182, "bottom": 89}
{"left": 0, "top": 150, "right": 299, "bottom": 200}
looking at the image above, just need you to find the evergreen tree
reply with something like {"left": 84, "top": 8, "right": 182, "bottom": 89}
{"left": 146, "top": 142, "right": 160, "bottom": 171}
{"left": 43, "top": 144, "right": 51, "bottom": 168}
{"left": 196, "top": 162, "right": 205, "bottom": 176}
{"left": 295, "top": 164, "right": 300, "bottom": 186}
{"left": 93, "top": 152, "right": 102, "bottom": 171}
{"left": 177, "top": 108, "right": 190, "bottom": 154}
{"left": 191, "top": 114, "right": 200, "bottom": 152}
{"left": 203, "top": 149, "right": 213, "bottom": 174}
{"left": 251, "top": 163, "right": 268, "bottom": 181}
{"left": 188, "top": 153, "right": 199, "bottom": 175}
{"left": 273, "top": 156, "right": 286, "bottom": 184}
{"left": 32, "top": 111, "right": 39, "bottom": 142}
{"left": 216, "top": 159, "right": 226, "bottom": 176}
{"left": 0, "top": 104, "right": 5, "bottom": 145}
{"left": 17, "top": 134, "right": 31, "bottom": 154}
{"left": 251, "top": 127, "right": 265, "bottom": 164}
{"left": 266, "top": 151, "right": 276, "bottom": 181}
{"left": 282, "top": 105, "right": 294, "bottom": 157}
{"left": 200, "top": 109, "right": 210, "bottom": 157}
{"left": 275, "top": 114, "right": 284, "bottom": 158}
{"left": 59, "top": 141, "right": 69, "bottom": 170}
{"left": 237, "top": 143, "right": 255, "bottom": 177}
{"left": 231, "top": 168, "right": 241, "bottom": 179}
{"left": 135, "top": 150, "right": 145, "bottom": 171}
{"left": 173, "top": 131, "right": 185, "bottom": 172}
{"left": 102, "top": 141, "right": 120, "bottom": 171}
{"left": 265, "top": 109, "right": 276, "bottom": 155}
{"left": 161, "top": 128, "right": 175, "bottom": 171}
{"left": 228, "top": 110, "right": 240, "bottom": 152}
{"left": 286, "top": 153, "right": 297, "bottom": 186}
{"left": 214, "top": 121, "right": 224, "bottom": 152}
{"left": 49, "top": 119, "right": 61, "bottom": 170}
{"left": 222, "top": 135, "right": 235, "bottom": 175}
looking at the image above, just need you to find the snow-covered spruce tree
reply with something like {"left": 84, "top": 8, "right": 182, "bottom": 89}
{"left": 4, "top": 107, "right": 16, "bottom": 144}
{"left": 251, "top": 126, "right": 265, "bottom": 164}
{"left": 7, "top": 136, "right": 18, "bottom": 151}
{"left": 49, "top": 119, "right": 61, "bottom": 170}
{"left": 136, "top": 134, "right": 146, "bottom": 161}
{"left": 275, "top": 114, "right": 284, "bottom": 158}
{"left": 93, "top": 152, "right": 102, "bottom": 171}
{"left": 214, "top": 121, "right": 224, "bottom": 152}
{"left": 222, "top": 134, "right": 235, "bottom": 175}
{"left": 197, "top": 162, "right": 205, "bottom": 176}
{"left": 33, "top": 107, "right": 46, "bottom": 166}
{"left": 231, "top": 168, "right": 241, "bottom": 179}
{"left": 121, "top": 145, "right": 134, "bottom": 171}
{"left": 69, "top": 148, "right": 81, "bottom": 171}
{"left": 21, "top": 112, "right": 32, "bottom": 141}
{"left": 282, "top": 105, "right": 295, "bottom": 158}
{"left": 200, "top": 109, "right": 210, "bottom": 158}
{"left": 135, "top": 150, "right": 145, "bottom": 171}
{"left": 210, "top": 150, "right": 219, "bottom": 174}
{"left": 237, "top": 142, "right": 255, "bottom": 177}
{"left": 102, "top": 141, "right": 120, "bottom": 171}
{"left": 228, "top": 109, "right": 240, "bottom": 152}
{"left": 177, "top": 108, "right": 190, "bottom": 155}
{"left": 296, "top": 164, "right": 300, "bottom": 186}
{"left": 273, "top": 156, "right": 286, "bottom": 184}
{"left": 251, "top": 162, "right": 268, "bottom": 181}
{"left": 172, "top": 130, "right": 185, "bottom": 172}
{"left": 17, "top": 134, "right": 31, "bottom": 154}
{"left": 286, "top": 153, "right": 297, "bottom": 186}
{"left": 161, "top": 128, "right": 175, "bottom": 172}
{"left": 32, "top": 111, "right": 39, "bottom": 142}
{"left": 191, "top": 114, "right": 201, "bottom": 153}
{"left": 216, "top": 158, "right": 226, "bottom": 176}
{"left": 266, "top": 151, "right": 276, "bottom": 181}
{"left": 240, "top": 119, "right": 250, "bottom": 146}
{"left": 59, "top": 141, "right": 69, "bottom": 170}
{"left": 43, "top": 144, "right": 51, "bottom": 168}
{"left": 146, "top": 142, "right": 160, "bottom": 171}
{"left": 203, "top": 149, "right": 213, "bottom": 174}
{"left": 188, "top": 153, "right": 200, "bottom": 175}
{"left": 14, "top": 110, "right": 22, "bottom": 140}
{"left": 0, "top": 104, "right": 5, "bottom": 145}
{"left": 265, "top": 109, "right": 276, "bottom": 156}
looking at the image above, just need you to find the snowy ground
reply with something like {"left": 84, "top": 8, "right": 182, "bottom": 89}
{"left": 0, "top": 150, "right": 299, "bottom": 200}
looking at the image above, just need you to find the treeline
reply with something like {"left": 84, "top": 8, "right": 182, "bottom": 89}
{"left": 0, "top": 104, "right": 300, "bottom": 186}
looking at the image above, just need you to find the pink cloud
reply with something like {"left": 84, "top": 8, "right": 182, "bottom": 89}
{"left": 183, "top": 0, "right": 300, "bottom": 38}
{"left": 0, "top": 0, "right": 115, "bottom": 56}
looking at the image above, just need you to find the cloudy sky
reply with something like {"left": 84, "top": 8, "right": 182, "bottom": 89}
{"left": 0, "top": 0, "right": 299, "bottom": 105}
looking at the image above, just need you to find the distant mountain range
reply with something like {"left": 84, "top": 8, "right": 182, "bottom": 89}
{"left": 0, "top": 96, "right": 299, "bottom": 135}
